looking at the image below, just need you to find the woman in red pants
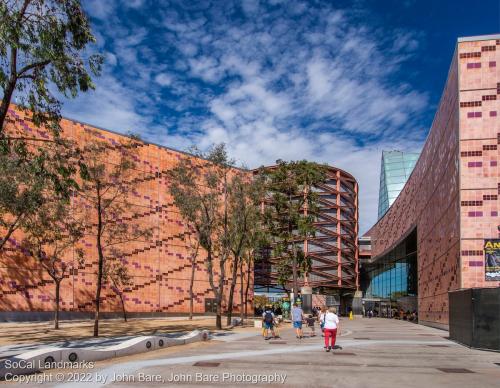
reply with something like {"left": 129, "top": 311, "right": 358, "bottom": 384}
{"left": 323, "top": 306, "right": 340, "bottom": 352}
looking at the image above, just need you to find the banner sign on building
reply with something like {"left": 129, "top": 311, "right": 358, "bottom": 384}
{"left": 484, "top": 239, "right": 500, "bottom": 281}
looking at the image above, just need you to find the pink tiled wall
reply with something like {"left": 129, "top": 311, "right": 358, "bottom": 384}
{"left": 0, "top": 107, "right": 253, "bottom": 316}
{"left": 367, "top": 50, "right": 461, "bottom": 327}
{"left": 458, "top": 38, "right": 500, "bottom": 289}
{"left": 367, "top": 37, "right": 500, "bottom": 328}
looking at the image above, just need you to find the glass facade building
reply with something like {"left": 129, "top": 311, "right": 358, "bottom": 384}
{"left": 377, "top": 151, "right": 420, "bottom": 219}
{"left": 363, "top": 229, "right": 418, "bottom": 302}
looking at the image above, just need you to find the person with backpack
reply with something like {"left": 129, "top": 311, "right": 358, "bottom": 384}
{"left": 323, "top": 306, "right": 340, "bottom": 352}
{"left": 262, "top": 305, "right": 277, "bottom": 340}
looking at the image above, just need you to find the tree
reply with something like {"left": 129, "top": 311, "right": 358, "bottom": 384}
{"left": 0, "top": 136, "right": 78, "bottom": 254}
{"left": 79, "top": 139, "right": 153, "bottom": 337}
{"left": 180, "top": 221, "right": 200, "bottom": 320}
{"left": 225, "top": 173, "right": 264, "bottom": 325}
{"left": 0, "top": 0, "right": 103, "bottom": 134}
{"left": 253, "top": 295, "right": 269, "bottom": 311}
{"left": 104, "top": 254, "right": 131, "bottom": 323}
{"left": 241, "top": 215, "right": 267, "bottom": 319}
{"left": 22, "top": 194, "right": 84, "bottom": 329}
{"left": 0, "top": 0, "right": 101, "bottom": 256}
{"left": 259, "top": 160, "right": 327, "bottom": 302}
{"left": 169, "top": 144, "right": 234, "bottom": 330}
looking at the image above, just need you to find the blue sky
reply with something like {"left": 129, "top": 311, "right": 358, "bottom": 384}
{"left": 60, "top": 0, "right": 499, "bottom": 233}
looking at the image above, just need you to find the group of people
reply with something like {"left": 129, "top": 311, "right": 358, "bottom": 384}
{"left": 262, "top": 303, "right": 341, "bottom": 352}
{"left": 364, "top": 308, "right": 418, "bottom": 322}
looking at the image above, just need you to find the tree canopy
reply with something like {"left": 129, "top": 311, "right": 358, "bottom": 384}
{"left": 0, "top": 0, "right": 103, "bottom": 133}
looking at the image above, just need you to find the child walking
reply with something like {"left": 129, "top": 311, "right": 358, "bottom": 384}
{"left": 306, "top": 314, "right": 316, "bottom": 337}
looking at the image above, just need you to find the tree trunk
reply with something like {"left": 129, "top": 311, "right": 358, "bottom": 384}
{"left": 215, "top": 295, "right": 222, "bottom": 330}
{"left": 189, "top": 256, "right": 195, "bottom": 320}
{"left": 54, "top": 279, "right": 61, "bottom": 330}
{"left": 118, "top": 291, "right": 127, "bottom": 322}
{"left": 244, "top": 257, "right": 252, "bottom": 318}
{"left": 226, "top": 255, "right": 239, "bottom": 326}
{"left": 205, "top": 248, "right": 222, "bottom": 330}
{"left": 93, "top": 187, "right": 104, "bottom": 337}
{"left": 240, "top": 259, "right": 244, "bottom": 321}
{"left": 292, "top": 255, "right": 298, "bottom": 303}
{"left": 0, "top": 77, "right": 16, "bottom": 133}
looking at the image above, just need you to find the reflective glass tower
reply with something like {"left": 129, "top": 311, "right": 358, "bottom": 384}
{"left": 377, "top": 151, "right": 420, "bottom": 219}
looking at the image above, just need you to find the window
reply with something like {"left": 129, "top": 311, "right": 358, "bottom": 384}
{"left": 460, "top": 101, "right": 481, "bottom": 107}
{"left": 460, "top": 52, "right": 481, "bottom": 58}
{"left": 461, "top": 200, "right": 483, "bottom": 206}
{"left": 461, "top": 150, "right": 482, "bottom": 157}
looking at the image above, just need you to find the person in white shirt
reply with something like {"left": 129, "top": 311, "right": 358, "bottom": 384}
{"left": 323, "top": 306, "right": 340, "bottom": 352}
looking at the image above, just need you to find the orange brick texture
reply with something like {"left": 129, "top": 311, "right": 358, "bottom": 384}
{"left": 0, "top": 107, "right": 253, "bottom": 317}
{"left": 367, "top": 37, "right": 500, "bottom": 328}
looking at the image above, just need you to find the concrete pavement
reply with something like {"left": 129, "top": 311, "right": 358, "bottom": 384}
{"left": 1, "top": 318, "right": 500, "bottom": 387}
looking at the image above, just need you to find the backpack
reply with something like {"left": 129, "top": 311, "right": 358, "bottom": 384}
{"left": 264, "top": 311, "right": 273, "bottom": 323}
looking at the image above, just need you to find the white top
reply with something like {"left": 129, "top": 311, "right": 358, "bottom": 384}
{"left": 323, "top": 312, "right": 339, "bottom": 329}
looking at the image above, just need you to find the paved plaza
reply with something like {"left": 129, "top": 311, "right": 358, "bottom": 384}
{"left": 1, "top": 318, "right": 500, "bottom": 387}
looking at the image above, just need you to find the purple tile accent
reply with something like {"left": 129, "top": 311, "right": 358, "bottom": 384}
{"left": 468, "top": 261, "right": 483, "bottom": 267}
{"left": 467, "top": 112, "right": 474, "bottom": 118}
{"left": 491, "top": 161, "right": 498, "bottom": 166}
{"left": 491, "top": 111, "right": 498, "bottom": 117}
{"left": 468, "top": 211, "right": 483, "bottom": 217}
{"left": 474, "top": 112, "right": 482, "bottom": 117}
{"left": 490, "top": 61, "right": 497, "bottom": 67}
{"left": 491, "top": 211, "right": 498, "bottom": 217}
{"left": 468, "top": 161, "right": 482, "bottom": 167}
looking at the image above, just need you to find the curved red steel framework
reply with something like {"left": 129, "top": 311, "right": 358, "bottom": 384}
{"left": 255, "top": 166, "right": 359, "bottom": 291}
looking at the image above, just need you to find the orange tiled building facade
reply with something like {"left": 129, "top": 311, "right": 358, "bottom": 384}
{"left": 0, "top": 106, "right": 252, "bottom": 320}
{"left": 367, "top": 35, "right": 500, "bottom": 329}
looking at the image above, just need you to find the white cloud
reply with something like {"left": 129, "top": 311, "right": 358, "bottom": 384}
{"left": 63, "top": 1, "right": 431, "bottom": 233}
{"left": 154, "top": 73, "right": 173, "bottom": 86}
{"left": 84, "top": 0, "right": 115, "bottom": 20}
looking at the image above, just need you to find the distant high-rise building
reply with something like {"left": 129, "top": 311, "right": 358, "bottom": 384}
{"left": 377, "top": 150, "right": 419, "bottom": 219}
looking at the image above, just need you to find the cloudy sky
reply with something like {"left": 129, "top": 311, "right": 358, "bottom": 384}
{"left": 62, "top": 0, "right": 499, "bottom": 233}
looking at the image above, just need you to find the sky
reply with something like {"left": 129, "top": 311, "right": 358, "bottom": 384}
{"left": 60, "top": 0, "right": 500, "bottom": 234}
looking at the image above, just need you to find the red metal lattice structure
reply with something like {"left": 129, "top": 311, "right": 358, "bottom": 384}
{"left": 254, "top": 166, "right": 359, "bottom": 292}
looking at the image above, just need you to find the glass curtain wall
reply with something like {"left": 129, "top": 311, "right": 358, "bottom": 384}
{"left": 378, "top": 151, "right": 420, "bottom": 219}
{"left": 364, "top": 229, "right": 417, "bottom": 301}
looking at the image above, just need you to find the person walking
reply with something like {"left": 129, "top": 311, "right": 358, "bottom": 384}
{"left": 306, "top": 314, "right": 316, "bottom": 337}
{"left": 323, "top": 306, "right": 340, "bottom": 352}
{"left": 291, "top": 303, "right": 304, "bottom": 339}
{"left": 262, "top": 305, "right": 277, "bottom": 340}
{"left": 319, "top": 306, "right": 327, "bottom": 337}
